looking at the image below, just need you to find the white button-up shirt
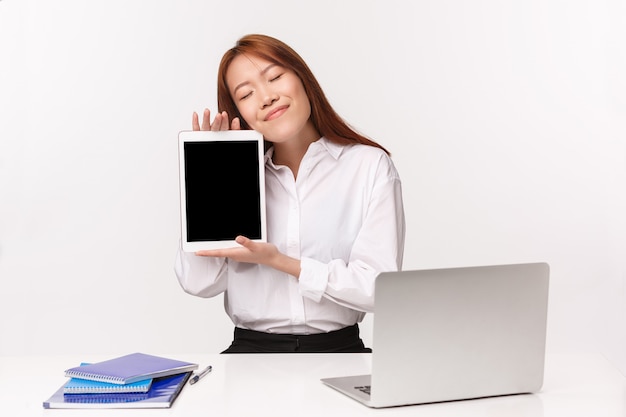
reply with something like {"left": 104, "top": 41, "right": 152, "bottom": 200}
{"left": 175, "top": 137, "right": 405, "bottom": 334}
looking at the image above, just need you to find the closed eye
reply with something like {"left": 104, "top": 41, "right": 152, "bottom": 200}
{"left": 269, "top": 73, "right": 284, "bottom": 82}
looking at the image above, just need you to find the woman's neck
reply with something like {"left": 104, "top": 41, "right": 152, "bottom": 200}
{"left": 271, "top": 124, "right": 321, "bottom": 179}
{"left": 272, "top": 138, "right": 314, "bottom": 179}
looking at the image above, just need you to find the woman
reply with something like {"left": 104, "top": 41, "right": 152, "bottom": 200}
{"left": 175, "top": 34, "right": 405, "bottom": 353}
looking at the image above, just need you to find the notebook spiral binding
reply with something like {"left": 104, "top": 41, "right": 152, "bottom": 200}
{"left": 64, "top": 371, "right": 125, "bottom": 384}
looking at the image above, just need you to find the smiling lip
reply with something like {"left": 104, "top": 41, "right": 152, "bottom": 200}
{"left": 264, "top": 105, "right": 288, "bottom": 121}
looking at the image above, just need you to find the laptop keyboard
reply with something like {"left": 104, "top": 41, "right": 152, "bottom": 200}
{"left": 354, "top": 385, "right": 371, "bottom": 395}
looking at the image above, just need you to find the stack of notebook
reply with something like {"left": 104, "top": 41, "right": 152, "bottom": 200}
{"left": 43, "top": 352, "right": 198, "bottom": 409}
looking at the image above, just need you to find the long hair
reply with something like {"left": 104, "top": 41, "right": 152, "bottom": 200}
{"left": 216, "top": 34, "right": 390, "bottom": 155}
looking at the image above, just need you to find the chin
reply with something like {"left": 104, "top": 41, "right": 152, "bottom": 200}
{"left": 262, "top": 130, "right": 297, "bottom": 144}
{"left": 265, "top": 123, "right": 311, "bottom": 144}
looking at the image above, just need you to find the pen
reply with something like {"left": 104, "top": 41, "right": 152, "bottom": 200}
{"left": 189, "top": 365, "right": 212, "bottom": 385}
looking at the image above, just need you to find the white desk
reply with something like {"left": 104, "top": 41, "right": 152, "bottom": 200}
{"left": 1, "top": 353, "right": 624, "bottom": 416}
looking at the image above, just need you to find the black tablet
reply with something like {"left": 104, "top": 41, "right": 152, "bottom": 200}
{"left": 178, "top": 130, "right": 267, "bottom": 251}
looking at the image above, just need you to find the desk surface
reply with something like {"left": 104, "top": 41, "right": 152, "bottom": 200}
{"left": 1, "top": 352, "right": 624, "bottom": 416}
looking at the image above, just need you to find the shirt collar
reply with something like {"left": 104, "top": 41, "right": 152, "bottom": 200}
{"left": 313, "top": 137, "right": 345, "bottom": 160}
{"left": 264, "top": 137, "right": 344, "bottom": 168}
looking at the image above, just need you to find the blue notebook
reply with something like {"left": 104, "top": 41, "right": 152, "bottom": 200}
{"left": 64, "top": 353, "right": 198, "bottom": 385}
{"left": 43, "top": 372, "right": 191, "bottom": 409}
{"left": 63, "top": 363, "right": 152, "bottom": 394}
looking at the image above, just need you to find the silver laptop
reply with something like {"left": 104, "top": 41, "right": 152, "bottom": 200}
{"left": 321, "top": 262, "right": 550, "bottom": 408}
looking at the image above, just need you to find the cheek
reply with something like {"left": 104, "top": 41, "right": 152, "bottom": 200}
{"left": 294, "top": 87, "right": 311, "bottom": 116}
{"left": 236, "top": 103, "right": 257, "bottom": 127}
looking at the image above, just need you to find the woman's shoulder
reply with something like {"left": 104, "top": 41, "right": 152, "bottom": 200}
{"left": 349, "top": 142, "right": 389, "bottom": 157}
{"left": 334, "top": 140, "right": 401, "bottom": 179}
{"left": 343, "top": 141, "right": 395, "bottom": 165}
{"left": 320, "top": 137, "right": 388, "bottom": 159}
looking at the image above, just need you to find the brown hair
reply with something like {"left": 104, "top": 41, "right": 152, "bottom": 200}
{"left": 217, "top": 34, "right": 390, "bottom": 155}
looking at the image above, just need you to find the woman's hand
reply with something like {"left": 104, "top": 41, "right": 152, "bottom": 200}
{"left": 192, "top": 108, "right": 241, "bottom": 131}
{"left": 195, "top": 236, "right": 301, "bottom": 278}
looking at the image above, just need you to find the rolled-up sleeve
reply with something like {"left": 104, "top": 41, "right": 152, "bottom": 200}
{"left": 298, "top": 257, "right": 329, "bottom": 302}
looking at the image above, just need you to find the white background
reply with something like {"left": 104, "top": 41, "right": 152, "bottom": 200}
{"left": 1, "top": 0, "right": 624, "bottom": 372}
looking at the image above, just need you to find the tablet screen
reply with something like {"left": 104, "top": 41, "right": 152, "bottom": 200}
{"left": 178, "top": 130, "right": 266, "bottom": 251}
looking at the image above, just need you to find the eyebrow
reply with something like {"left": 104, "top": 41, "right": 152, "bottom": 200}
{"left": 232, "top": 63, "right": 280, "bottom": 95}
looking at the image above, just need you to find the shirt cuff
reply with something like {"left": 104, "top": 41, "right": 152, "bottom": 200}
{"left": 298, "top": 257, "right": 328, "bottom": 303}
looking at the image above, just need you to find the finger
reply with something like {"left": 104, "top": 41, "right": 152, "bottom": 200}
{"left": 210, "top": 112, "right": 223, "bottom": 131}
{"left": 218, "top": 111, "right": 230, "bottom": 131}
{"left": 214, "top": 111, "right": 232, "bottom": 131}
{"left": 196, "top": 247, "right": 244, "bottom": 258}
{"left": 201, "top": 108, "right": 211, "bottom": 131}
{"left": 192, "top": 112, "right": 200, "bottom": 131}
{"left": 235, "top": 235, "right": 251, "bottom": 247}
{"left": 231, "top": 117, "right": 241, "bottom": 130}
{"left": 195, "top": 248, "right": 230, "bottom": 257}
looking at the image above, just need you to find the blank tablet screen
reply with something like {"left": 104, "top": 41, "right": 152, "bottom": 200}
{"left": 178, "top": 130, "right": 266, "bottom": 251}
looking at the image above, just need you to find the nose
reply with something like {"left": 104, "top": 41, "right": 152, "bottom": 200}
{"left": 261, "top": 96, "right": 278, "bottom": 109}
{"left": 260, "top": 89, "right": 279, "bottom": 109}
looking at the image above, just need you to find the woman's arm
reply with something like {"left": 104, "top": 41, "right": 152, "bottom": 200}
{"left": 195, "top": 235, "right": 302, "bottom": 278}
{"left": 174, "top": 243, "right": 230, "bottom": 298}
{"left": 299, "top": 153, "right": 406, "bottom": 313}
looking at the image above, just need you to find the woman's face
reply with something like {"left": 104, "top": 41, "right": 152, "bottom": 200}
{"left": 226, "top": 54, "right": 318, "bottom": 144}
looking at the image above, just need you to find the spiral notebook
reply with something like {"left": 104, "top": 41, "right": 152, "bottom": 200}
{"left": 64, "top": 353, "right": 198, "bottom": 385}
{"left": 63, "top": 362, "right": 152, "bottom": 394}
{"left": 44, "top": 372, "right": 191, "bottom": 409}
